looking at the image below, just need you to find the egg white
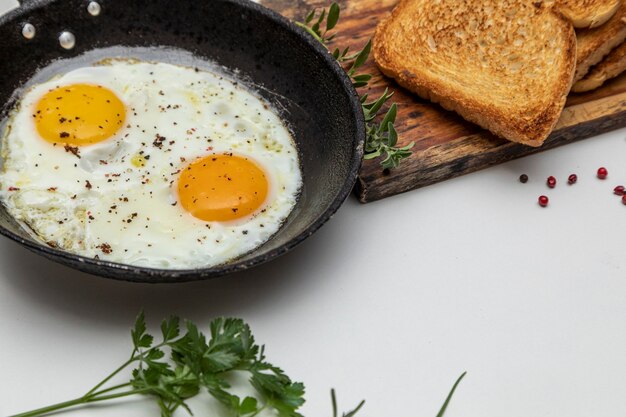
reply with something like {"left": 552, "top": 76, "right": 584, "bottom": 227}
{"left": 0, "top": 60, "right": 302, "bottom": 269}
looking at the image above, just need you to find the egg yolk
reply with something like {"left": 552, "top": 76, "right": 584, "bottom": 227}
{"left": 178, "top": 154, "right": 269, "bottom": 222}
{"left": 34, "top": 84, "right": 125, "bottom": 146}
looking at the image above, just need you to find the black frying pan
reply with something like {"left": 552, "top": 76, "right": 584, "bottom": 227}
{"left": 0, "top": 0, "right": 364, "bottom": 282}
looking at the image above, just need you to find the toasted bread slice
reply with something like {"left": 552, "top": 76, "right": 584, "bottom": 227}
{"left": 373, "top": 0, "right": 576, "bottom": 147}
{"left": 557, "top": 0, "right": 622, "bottom": 28}
{"left": 575, "top": 2, "right": 626, "bottom": 80}
{"left": 572, "top": 41, "right": 626, "bottom": 91}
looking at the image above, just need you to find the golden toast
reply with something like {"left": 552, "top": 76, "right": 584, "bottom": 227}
{"left": 373, "top": 0, "right": 576, "bottom": 146}
{"left": 572, "top": 41, "right": 626, "bottom": 91}
{"left": 557, "top": 0, "right": 622, "bottom": 28}
{"left": 575, "top": 2, "right": 626, "bottom": 81}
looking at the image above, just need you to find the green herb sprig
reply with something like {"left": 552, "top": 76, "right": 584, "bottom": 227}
{"left": 295, "top": 3, "right": 340, "bottom": 45}
{"left": 10, "top": 313, "right": 465, "bottom": 417}
{"left": 11, "top": 313, "right": 305, "bottom": 417}
{"left": 297, "top": 3, "right": 415, "bottom": 170}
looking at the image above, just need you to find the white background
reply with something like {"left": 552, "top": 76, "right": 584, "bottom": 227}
{"left": 2, "top": 1, "right": 626, "bottom": 416}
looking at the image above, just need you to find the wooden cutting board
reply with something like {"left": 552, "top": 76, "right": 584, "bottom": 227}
{"left": 262, "top": 0, "right": 626, "bottom": 203}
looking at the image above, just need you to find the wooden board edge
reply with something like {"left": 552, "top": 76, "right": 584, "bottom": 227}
{"left": 356, "top": 106, "right": 626, "bottom": 203}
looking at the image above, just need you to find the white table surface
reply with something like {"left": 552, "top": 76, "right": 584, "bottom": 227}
{"left": 2, "top": 1, "right": 626, "bottom": 416}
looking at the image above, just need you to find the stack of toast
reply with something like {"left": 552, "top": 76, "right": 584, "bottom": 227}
{"left": 373, "top": 0, "right": 626, "bottom": 147}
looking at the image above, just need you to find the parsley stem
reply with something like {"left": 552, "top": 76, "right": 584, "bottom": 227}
{"left": 90, "top": 382, "right": 133, "bottom": 396}
{"left": 83, "top": 356, "right": 137, "bottom": 397}
{"left": 85, "top": 388, "right": 152, "bottom": 402}
{"left": 9, "top": 388, "right": 151, "bottom": 417}
{"left": 82, "top": 341, "right": 168, "bottom": 398}
{"left": 9, "top": 397, "right": 92, "bottom": 417}
{"left": 250, "top": 402, "right": 268, "bottom": 417}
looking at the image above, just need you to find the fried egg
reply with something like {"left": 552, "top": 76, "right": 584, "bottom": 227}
{"left": 0, "top": 60, "right": 302, "bottom": 269}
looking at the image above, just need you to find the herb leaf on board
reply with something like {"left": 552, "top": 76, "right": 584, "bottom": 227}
{"left": 296, "top": 3, "right": 414, "bottom": 170}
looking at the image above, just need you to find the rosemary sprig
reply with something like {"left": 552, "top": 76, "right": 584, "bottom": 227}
{"left": 9, "top": 313, "right": 466, "bottom": 417}
{"left": 297, "top": 3, "right": 414, "bottom": 170}
{"left": 295, "top": 3, "right": 340, "bottom": 44}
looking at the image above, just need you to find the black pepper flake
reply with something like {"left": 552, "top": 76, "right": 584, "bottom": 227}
{"left": 64, "top": 145, "right": 81, "bottom": 158}
{"left": 85, "top": 180, "right": 92, "bottom": 190}
{"left": 153, "top": 134, "right": 166, "bottom": 149}
{"left": 59, "top": 132, "right": 70, "bottom": 138}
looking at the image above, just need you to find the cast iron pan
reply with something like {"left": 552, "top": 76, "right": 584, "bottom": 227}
{"left": 0, "top": 0, "right": 365, "bottom": 282}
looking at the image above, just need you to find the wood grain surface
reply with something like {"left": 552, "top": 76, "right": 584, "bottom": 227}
{"left": 262, "top": 0, "right": 626, "bottom": 203}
